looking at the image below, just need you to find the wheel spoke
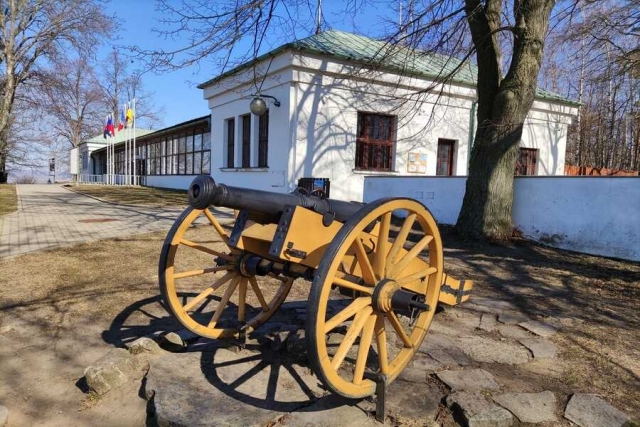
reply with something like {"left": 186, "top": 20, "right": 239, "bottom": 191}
{"left": 333, "top": 277, "right": 374, "bottom": 295}
{"left": 386, "top": 213, "right": 416, "bottom": 272}
{"left": 182, "top": 271, "right": 234, "bottom": 312}
{"left": 387, "top": 311, "right": 413, "bottom": 348}
{"left": 352, "top": 238, "right": 376, "bottom": 285}
{"left": 331, "top": 306, "right": 373, "bottom": 370}
{"left": 207, "top": 276, "right": 240, "bottom": 328}
{"left": 388, "top": 235, "right": 434, "bottom": 279}
{"left": 353, "top": 314, "right": 376, "bottom": 385}
{"left": 374, "top": 315, "right": 389, "bottom": 375}
{"left": 324, "top": 297, "right": 371, "bottom": 334}
{"left": 174, "top": 266, "right": 231, "bottom": 279}
{"left": 202, "top": 208, "right": 229, "bottom": 243}
{"left": 249, "top": 276, "right": 270, "bottom": 312}
{"left": 373, "top": 212, "right": 391, "bottom": 280}
{"left": 396, "top": 266, "right": 438, "bottom": 286}
{"left": 238, "top": 278, "right": 247, "bottom": 322}
{"left": 179, "top": 238, "right": 234, "bottom": 261}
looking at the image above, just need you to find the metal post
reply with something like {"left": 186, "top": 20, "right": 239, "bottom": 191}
{"left": 133, "top": 98, "right": 136, "bottom": 185}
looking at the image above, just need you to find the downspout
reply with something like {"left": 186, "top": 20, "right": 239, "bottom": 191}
{"left": 467, "top": 100, "right": 477, "bottom": 173}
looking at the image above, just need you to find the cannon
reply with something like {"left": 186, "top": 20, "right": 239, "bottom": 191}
{"left": 159, "top": 175, "right": 472, "bottom": 400}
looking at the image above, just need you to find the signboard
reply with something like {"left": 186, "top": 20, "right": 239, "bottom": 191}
{"left": 407, "top": 152, "right": 427, "bottom": 174}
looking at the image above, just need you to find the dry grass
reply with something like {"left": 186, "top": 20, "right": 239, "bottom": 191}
{"left": 67, "top": 184, "right": 189, "bottom": 207}
{"left": 1, "top": 220, "right": 639, "bottom": 423}
{"left": 0, "top": 183, "right": 17, "bottom": 216}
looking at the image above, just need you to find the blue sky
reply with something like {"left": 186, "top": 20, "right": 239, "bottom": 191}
{"left": 101, "top": 0, "right": 395, "bottom": 128}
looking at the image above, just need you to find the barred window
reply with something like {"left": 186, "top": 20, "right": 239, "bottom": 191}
{"left": 258, "top": 110, "right": 269, "bottom": 167}
{"left": 241, "top": 114, "right": 251, "bottom": 168}
{"left": 515, "top": 148, "right": 538, "bottom": 176}
{"left": 355, "top": 112, "right": 396, "bottom": 171}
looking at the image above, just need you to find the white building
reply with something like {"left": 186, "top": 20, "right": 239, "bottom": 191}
{"left": 196, "top": 30, "right": 577, "bottom": 202}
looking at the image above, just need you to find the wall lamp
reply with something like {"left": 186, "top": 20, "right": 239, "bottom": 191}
{"left": 250, "top": 94, "right": 280, "bottom": 116}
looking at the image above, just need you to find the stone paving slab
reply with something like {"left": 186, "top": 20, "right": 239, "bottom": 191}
{"left": 0, "top": 184, "right": 233, "bottom": 258}
{"left": 519, "top": 320, "right": 558, "bottom": 337}
{"left": 446, "top": 391, "right": 513, "bottom": 427}
{"left": 564, "top": 394, "right": 630, "bottom": 427}
{"left": 146, "top": 349, "right": 324, "bottom": 427}
{"left": 519, "top": 338, "right": 558, "bottom": 359}
{"left": 437, "top": 369, "right": 500, "bottom": 392}
{"left": 493, "top": 391, "right": 558, "bottom": 423}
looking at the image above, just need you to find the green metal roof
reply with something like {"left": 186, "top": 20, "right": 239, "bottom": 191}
{"left": 199, "top": 29, "right": 578, "bottom": 106}
{"left": 84, "top": 128, "right": 156, "bottom": 145}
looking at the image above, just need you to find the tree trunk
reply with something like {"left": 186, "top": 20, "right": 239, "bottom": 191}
{"left": 456, "top": 0, "right": 555, "bottom": 240}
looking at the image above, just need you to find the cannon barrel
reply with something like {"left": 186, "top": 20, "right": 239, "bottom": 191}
{"left": 188, "top": 175, "right": 363, "bottom": 223}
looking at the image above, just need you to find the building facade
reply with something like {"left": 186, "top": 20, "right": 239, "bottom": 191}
{"left": 200, "top": 30, "right": 578, "bottom": 202}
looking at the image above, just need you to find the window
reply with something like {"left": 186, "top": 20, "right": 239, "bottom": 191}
{"left": 436, "top": 139, "right": 456, "bottom": 176}
{"left": 355, "top": 112, "right": 395, "bottom": 171}
{"left": 258, "top": 110, "right": 269, "bottom": 167}
{"left": 516, "top": 148, "right": 538, "bottom": 176}
{"left": 226, "top": 118, "right": 235, "bottom": 167}
{"left": 242, "top": 115, "right": 251, "bottom": 168}
{"left": 141, "top": 129, "right": 211, "bottom": 176}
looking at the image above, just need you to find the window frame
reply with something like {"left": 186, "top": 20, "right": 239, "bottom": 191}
{"left": 258, "top": 110, "right": 269, "bottom": 168}
{"left": 515, "top": 147, "right": 538, "bottom": 176}
{"left": 355, "top": 111, "right": 396, "bottom": 172}
{"left": 241, "top": 114, "right": 251, "bottom": 168}
{"left": 139, "top": 127, "right": 211, "bottom": 177}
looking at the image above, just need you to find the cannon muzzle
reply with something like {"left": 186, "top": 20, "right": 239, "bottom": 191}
{"left": 188, "top": 175, "right": 363, "bottom": 223}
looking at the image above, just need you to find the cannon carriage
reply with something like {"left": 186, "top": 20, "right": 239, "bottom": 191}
{"left": 159, "top": 175, "right": 472, "bottom": 400}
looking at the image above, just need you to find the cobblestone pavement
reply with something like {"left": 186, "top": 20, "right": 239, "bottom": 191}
{"left": 0, "top": 184, "right": 230, "bottom": 258}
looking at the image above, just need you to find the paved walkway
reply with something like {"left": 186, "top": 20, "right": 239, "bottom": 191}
{"left": 0, "top": 185, "right": 229, "bottom": 259}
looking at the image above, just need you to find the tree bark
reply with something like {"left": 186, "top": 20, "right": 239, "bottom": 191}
{"left": 456, "top": 0, "right": 555, "bottom": 240}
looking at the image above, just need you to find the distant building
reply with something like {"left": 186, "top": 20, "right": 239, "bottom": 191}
{"left": 70, "top": 116, "right": 211, "bottom": 187}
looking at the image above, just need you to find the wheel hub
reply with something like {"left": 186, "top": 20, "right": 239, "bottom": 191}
{"left": 372, "top": 279, "right": 431, "bottom": 314}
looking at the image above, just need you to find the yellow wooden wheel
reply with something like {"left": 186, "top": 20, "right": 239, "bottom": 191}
{"left": 159, "top": 207, "right": 293, "bottom": 340}
{"left": 306, "top": 198, "right": 443, "bottom": 398}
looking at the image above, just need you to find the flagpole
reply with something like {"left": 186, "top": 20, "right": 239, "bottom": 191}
{"left": 125, "top": 104, "right": 128, "bottom": 185}
{"left": 105, "top": 115, "right": 108, "bottom": 185}
{"left": 133, "top": 98, "right": 136, "bottom": 185}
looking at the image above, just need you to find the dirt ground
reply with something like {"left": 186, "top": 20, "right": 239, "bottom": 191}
{"left": 0, "top": 220, "right": 638, "bottom": 426}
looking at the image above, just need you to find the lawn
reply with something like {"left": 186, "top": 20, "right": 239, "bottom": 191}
{"left": 0, "top": 222, "right": 638, "bottom": 425}
{"left": 67, "top": 184, "right": 189, "bottom": 207}
{"left": 0, "top": 184, "right": 17, "bottom": 216}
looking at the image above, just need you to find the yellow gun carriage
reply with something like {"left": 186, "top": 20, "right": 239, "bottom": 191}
{"left": 159, "top": 175, "right": 472, "bottom": 400}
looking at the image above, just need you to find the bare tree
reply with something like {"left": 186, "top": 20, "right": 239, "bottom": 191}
{"left": 137, "top": 0, "right": 584, "bottom": 240}
{"left": 99, "top": 50, "right": 164, "bottom": 130}
{"left": 542, "top": 0, "right": 640, "bottom": 172}
{"left": 28, "top": 56, "right": 104, "bottom": 149}
{"left": 0, "top": 0, "right": 111, "bottom": 181}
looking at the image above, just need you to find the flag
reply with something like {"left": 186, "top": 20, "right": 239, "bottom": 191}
{"left": 106, "top": 115, "right": 115, "bottom": 137}
{"left": 118, "top": 105, "right": 125, "bottom": 131}
{"left": 103, "top": 115, "right": 110, "bottom": 139}
{"left": 126, "top": 105, "right": 133, "bottom": 127}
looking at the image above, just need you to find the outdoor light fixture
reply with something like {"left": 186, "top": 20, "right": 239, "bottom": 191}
{"left": 250, "top": 94, "right": 280, "bottom": 116}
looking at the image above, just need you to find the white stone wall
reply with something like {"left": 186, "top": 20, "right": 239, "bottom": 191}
{"left": 364, "top": 176, "right": 640, "bottom": 262}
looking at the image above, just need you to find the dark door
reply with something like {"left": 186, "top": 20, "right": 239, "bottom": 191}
{"left": 436, "top": 139, "right": 455, "bottom": 176}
